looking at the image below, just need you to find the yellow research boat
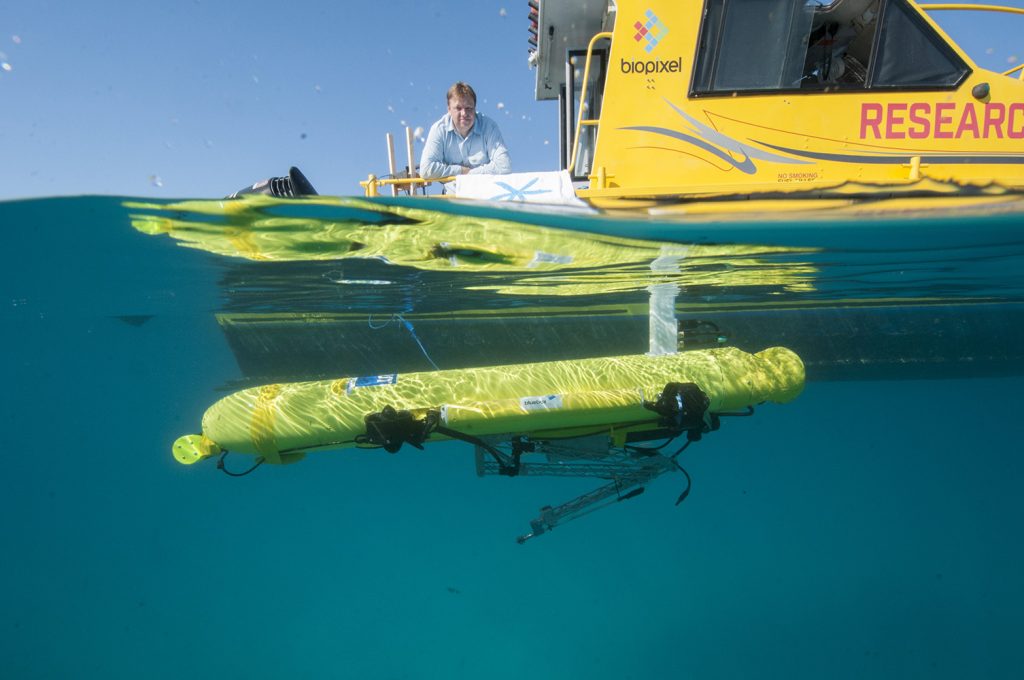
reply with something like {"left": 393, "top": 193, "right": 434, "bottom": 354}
{"left": 360, "top": 0, "right": 1024, "bottom": 217}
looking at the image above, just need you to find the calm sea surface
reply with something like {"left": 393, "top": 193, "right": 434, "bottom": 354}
{"left": 2, "top": 194, "right": 1022, "bottom": 679}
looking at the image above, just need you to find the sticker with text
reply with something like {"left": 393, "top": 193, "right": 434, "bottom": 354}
{"left": 520, "top": 394, "right": 564, "bottom": 411}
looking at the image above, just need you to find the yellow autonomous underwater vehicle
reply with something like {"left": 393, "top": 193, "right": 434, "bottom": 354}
{"left": 176, "top": 346, "right": 805, "bottom": 542}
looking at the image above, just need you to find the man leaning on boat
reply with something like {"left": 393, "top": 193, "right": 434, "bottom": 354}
{"left": 419, "top": 81, "right": 511, "bottom": 179}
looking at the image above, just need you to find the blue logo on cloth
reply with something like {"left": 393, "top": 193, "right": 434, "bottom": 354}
{"left": 490, "top": 177, "right": 551, "bottom": 201}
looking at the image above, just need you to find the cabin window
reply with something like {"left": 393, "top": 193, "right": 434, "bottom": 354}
{"left": 691, "top": 0, "right": 969, "bottom": 95}
{"left": 871, "top": 0, "right": 968, "bottom": 87}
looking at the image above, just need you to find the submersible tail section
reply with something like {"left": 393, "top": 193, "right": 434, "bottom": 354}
{"left": 173, "top": 346, "right": 805, "bottom": 466}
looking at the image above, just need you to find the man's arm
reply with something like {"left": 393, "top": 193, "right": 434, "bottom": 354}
{"left": 467, "top": 118, "right": 512, "bottom": 175}
{"left": 419, "top": 122, "right": 461, "bottom": 179}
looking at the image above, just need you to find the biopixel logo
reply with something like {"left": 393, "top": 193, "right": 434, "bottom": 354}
{"left": 634, "top": 9, "right": 668, "bottom": 53}
{"left": 621, "top": 9, "right": 681, "bottom": 75}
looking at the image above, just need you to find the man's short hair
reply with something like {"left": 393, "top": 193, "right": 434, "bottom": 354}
{"left": 447, "top": 82, "right": 477, "bottom": 106}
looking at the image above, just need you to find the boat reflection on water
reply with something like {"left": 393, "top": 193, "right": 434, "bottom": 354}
{"left": 126, "top": 194, "right": 1024, "bottom": 386}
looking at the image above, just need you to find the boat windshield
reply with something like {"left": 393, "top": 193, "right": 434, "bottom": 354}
{"left": 692, "top": 0, "right": 969, "bottom": 95}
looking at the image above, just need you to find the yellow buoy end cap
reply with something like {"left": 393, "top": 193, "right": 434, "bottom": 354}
{"left": 754, "top": 346, "right": 806, "bottom": 404}
{"left": 173, "top": 434, "right": 223, "bottom": 465}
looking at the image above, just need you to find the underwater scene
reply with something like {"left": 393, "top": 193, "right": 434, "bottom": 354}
{"left": 2, "top": 194, "right": 1023, "bottom": 678}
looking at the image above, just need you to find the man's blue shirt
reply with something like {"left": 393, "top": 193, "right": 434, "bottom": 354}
{"left": 419, "top": 112, "right": 512, "bottom": 179}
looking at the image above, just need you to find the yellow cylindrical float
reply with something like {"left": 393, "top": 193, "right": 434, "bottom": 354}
{"left": 173, "top": 346, "right": 804, "bottom": 465}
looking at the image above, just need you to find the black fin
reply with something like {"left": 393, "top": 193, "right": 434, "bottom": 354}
{"left": 288, "top": 166, "right": 318, "bottom": 196}
{"left": 227, "top": 166, "right": 318, "bottom": 198}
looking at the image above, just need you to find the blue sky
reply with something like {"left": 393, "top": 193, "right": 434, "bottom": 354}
{"left": 1, "top": 0, "right": 1022, "bottom": 200}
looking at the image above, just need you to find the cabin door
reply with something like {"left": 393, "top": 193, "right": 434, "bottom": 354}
{"left": 560, "top": 47, "right": 608, "bottom": 181}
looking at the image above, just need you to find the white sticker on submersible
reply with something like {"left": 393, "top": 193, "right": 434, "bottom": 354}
{"left": 520, "top": 394, "right": 564, "bottom": 411}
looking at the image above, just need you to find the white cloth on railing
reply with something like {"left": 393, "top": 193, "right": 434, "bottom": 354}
{"left": 453, "top": 170, "right": 588, "bottom": 206}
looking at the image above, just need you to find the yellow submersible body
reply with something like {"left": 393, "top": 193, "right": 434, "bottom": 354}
{"left": 174, "top": 346, "right": 804, "bottom": 466}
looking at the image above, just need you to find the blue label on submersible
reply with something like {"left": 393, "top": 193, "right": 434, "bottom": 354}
{"left": 350, "top": 374, "right": 397, "bottom": 389}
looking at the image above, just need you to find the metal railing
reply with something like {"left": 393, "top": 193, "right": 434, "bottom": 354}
{"left": 360, "top": 174, "right": 452, "bottom": 197}
{"left": 360, "top": 125, "right": 454, "bottom": 197}
{"left": 569, "top": 31, "right": 613, "bottom": 177}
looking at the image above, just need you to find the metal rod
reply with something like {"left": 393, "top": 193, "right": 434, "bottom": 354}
{"left": 386, "top": 132, "right": 398, "bottom": 197}
{"left": 406, "top": 127, "right": 416, "bottom": 194}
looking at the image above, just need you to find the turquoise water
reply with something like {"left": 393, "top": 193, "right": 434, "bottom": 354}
{"left": 2, "top": 195, "right": 1023, "bottom": 679}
